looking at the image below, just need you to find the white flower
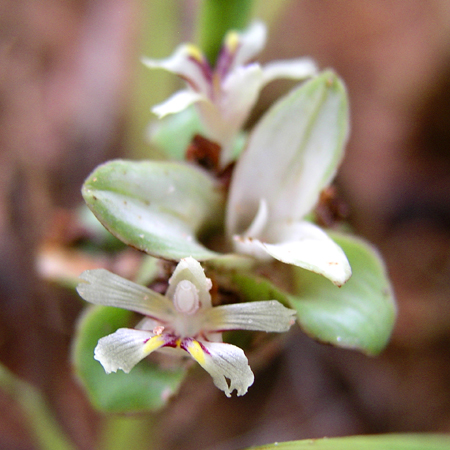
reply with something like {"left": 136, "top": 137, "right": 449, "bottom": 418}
{"left": 76, "top": 257, "right": 296, "bottom": 397}
{"left": 142, "top": 21, "right": 317, "bottom": 167}
{"left": 225, "top": 71, "right": 352, "bottom": 287}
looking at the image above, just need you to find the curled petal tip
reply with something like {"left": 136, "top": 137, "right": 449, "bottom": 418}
{"left": 185, "top": 340, "right": 254, "bottom": 397}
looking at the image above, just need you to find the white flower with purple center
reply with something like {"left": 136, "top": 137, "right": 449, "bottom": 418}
{"left": 142, "top": 21, "right": 317, "bottom": 167}
{"left": 76, "top": 257, "right": 296, "bottom": 397}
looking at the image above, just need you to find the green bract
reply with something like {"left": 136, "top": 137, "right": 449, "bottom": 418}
{"left": 82, "top": 160, "right": 224, "bottom": 261}
{"left": 289, "top": 233, "right": 396, "bottom": 355}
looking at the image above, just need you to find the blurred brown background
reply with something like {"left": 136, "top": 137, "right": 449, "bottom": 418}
{"left": 1, "top": 1, "right": 450, "bottom": 449}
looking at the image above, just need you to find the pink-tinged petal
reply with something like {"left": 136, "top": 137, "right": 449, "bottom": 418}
{"left": 94, "top": 328, "right": 169, "bottom": 374}
{"left": 261, "top": 57, "right": 318, "bottom": 86}
{"left": 203, "top": 300, "right": 296, "bottom": 333}
{"left": 183, "top": 339, "right": 254, "bottom": 397}
{"left": 142, "top": 44, "right": 211, "bottom": 95}
{"left": 77, "top": 269, "right": 176, "bottom": 321}
{"left": 165, "top": 257, "right": 213, "bottom": 309}
{"left": 263, "top": 221, "right": 352, "bottom": 286}
{"left": 151, "top": 90, "right": 206, "bottom": 118}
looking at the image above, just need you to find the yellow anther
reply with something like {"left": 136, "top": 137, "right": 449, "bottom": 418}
{"left": 225, "top": 31, "right": 239, "bottom": 53}
{"left": 186, "top": 44, "right": 204, "bottom": 63}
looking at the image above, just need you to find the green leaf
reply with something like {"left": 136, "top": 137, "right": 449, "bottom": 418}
{"left": 245, "top": 434, "right": 450, "bottom": 450}
{"left": 72, "top": 304, "right": 186, "bottom": 412}
{"left": 82, "top": 160, "right": 225, "bottom": 261}
{"left": 289, "top": 233, "right": 396, "bottom": 355}
{"left": 196, "top": 0, "right": 253, "bottom": 65}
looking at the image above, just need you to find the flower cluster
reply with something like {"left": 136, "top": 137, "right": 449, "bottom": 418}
{"left": 77, "top": 21, "right": 355, "bottom": 398}
{"left": 142, "top": 22, "right": 351, "bottom": 286}
{"left": 143, "top": 21, "right": 317, "bottom": 167}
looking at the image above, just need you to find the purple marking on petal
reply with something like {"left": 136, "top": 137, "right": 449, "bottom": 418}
{"left": 180, "top": 337, "right": 211, "bottom": 356}
{"left": 198, "top": 340, "right": 211, "bottom": 355}
{"left": 143, "top": 333, "right": 178, "bottom": 348}
{"left": 160, "top": 334, "right": 178, "bottom": 349}
{"left": 179, "top": 337, "right": 192, "bottom": 352}
{"left": 164, "top": 341, "right": 177, "bottom": 349}
{"left": 187, "top": 55, "right": 213, "bottom": 91}
{"left": 215, "top": 43, "right": 239, "bottom": 81}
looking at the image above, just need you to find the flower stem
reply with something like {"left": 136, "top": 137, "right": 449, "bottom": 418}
{"left": 196, "top": 0, "right": 254, "bottom": 65}
{"left": 100, "top": 415, "right": 156, "bottom": 450}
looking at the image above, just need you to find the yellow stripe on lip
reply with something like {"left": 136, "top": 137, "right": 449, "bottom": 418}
{"left": 185, "top": 339, "right": 206, "bottom": 365}
{"left": 143, "top": 335, "right": 166, "bottom": 353}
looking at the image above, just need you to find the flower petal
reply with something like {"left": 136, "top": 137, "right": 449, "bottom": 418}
{"left": 229, "top": 198, "right": 271, "bottom": 260}
{"left": 72, "top": 305, "right": 187, "bottom": 412}
{"left": 203, "top": 300, "right": 296, "bottom": 332}
{"left": 151, "top": 90, "right": 206, "bottom": 118}
{"left": 232, "top": 234, "right": 273, "bottom": 261}
{"left": 263, "top": 221, "right": 352, "bottom": 286}
{"left": 241, "top": 198, "right": 268, "bottom": 238}
{"left": 94, "top": 328, "right": 168, "bottom": 374}
{"left": 197, "top": 63, "right": 263, "bottom": 167}
{"left": 183, "top": 339, "right": 254, "bottom": 397}
{"left": 221, "top": 63, "right": 263, "bottom": 121}
{"left": 142, "top": 44, "right": 211, "bottom": 95}
{"left": 261, "top": 57, "right": 318, "bottom": 86}
{"left": 165, "top": 257, "right": 213, "bottom": 309}
{"left": 226, "top": 71, "right": 349, "bottom": 236}
{"left": 77, "top": 269, "right": 176, "bottom": 320}
{"left": 228, "top": 21, "right": 266, "bottom": 70}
